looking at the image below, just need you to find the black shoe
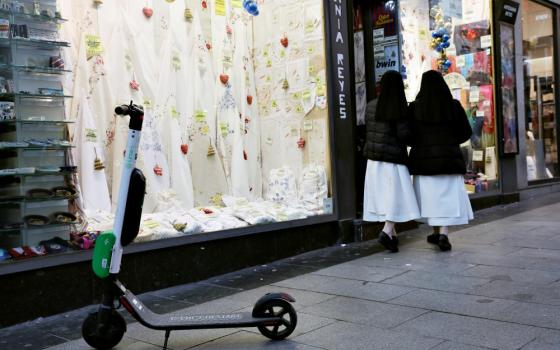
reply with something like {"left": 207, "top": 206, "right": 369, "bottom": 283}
{"left": 438, "top": 235, "right": 452, "bottom": 251}
{"left": 427, "top": 233, "right": 440, "bottom": 244}
{"left": 378, "top": 231, "right": 399, "bottom": 253}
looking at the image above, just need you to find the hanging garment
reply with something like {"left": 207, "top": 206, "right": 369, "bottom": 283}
{"left": 72, "top": 95, "right": 112, "bottom": 212}
{"left": 188, "top": 9, "right": 229, "bottom": 207}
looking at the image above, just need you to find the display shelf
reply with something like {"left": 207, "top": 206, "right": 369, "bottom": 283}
{"left": 0, "top": 145, "right": 73, "bottom": 150}
{"left": 0, "top": 170, "right": 76, "bottom": 178}
{"left": 0, "top": 64, "right": 71, "bottom": 76}
{"left": 0, "top": 37, "right": 70, "bottom": 49}
{"left": 0, "top": 194, "right": 77, "bottom": 204}
{"left": 0, "top": 10, "right": 68, "bottom": 24}
{"left": 0, "top": 119, "right": 74, "bottom": 124}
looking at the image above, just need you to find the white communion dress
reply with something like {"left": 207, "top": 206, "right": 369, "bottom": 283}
{"left": 414, "top": 174, "right": 474, "bottom": 226}
{"left": 363, "top": 160, "right": 420, "bottom": 223}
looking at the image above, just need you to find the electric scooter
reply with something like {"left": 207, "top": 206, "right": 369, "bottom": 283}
{"left": 82, "top": 102, "right": 297, "bottom": 350}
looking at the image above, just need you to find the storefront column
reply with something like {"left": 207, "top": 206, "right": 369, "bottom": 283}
{"left": 325, "top": 0, "right": 358, "bottom": 242}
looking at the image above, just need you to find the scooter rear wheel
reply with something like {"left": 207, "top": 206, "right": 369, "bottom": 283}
{"left": 255, "top": 299, "right": 297, "bottom": 340}
{"left": 82, "top": 310, "right": 126, "bottom": 350}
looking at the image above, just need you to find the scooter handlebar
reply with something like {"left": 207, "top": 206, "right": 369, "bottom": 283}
{"left": 115, "top": 101, "right": 144, "bottom": 131}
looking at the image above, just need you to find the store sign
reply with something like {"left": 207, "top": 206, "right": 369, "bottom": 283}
{"left": 328, "top": 0, "right": 351, "bottom": 119}
{"left": 499, "top": 0, "right": 519, "bottom": 25}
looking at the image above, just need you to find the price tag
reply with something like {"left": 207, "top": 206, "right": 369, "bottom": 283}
{"left": 480, "top": 35, "right": 492, "bottom": 49}
{"left": 215, "top": 0, "right": 226, "bottom": 16}
{"left": 456, "top": 55, "right": 465, "bottom": 67}
{"left": 470, "top": 87, "right": 480, "bottom": 103}
{"left": 473, "top": 150, "right": 484, "bottom": 161}
{"left": 476, "top": 110, "right": 485, "bottom": 117}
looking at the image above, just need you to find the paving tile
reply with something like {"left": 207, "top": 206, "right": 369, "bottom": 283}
{"left": 301, "top": 296, "right": 427, "bottom": 329}
{"left": 395, "top": 312, "right": 541, "bottom": 350}
{"left": 228, "top": 286, "right": 336, "bottom": 308}
{"left": 382, "top": 270, "right": 491, "bottom": 294}
{"left": 293, "top": 321, "right": 442, "bottom": 350}
{"left": 348, "top": 254, "right": 474, "bottom": 274}
{"left": 190, "top": 330, "right": 323, "bottom": 349}
{"left": 151, "top": 282, "right": 241, "bottom": 305}
{"left": 43, "top": 336, "right": 139, "bottom": 350}
{"left": 452, "top": 252, "right": 542, "bottom": 270}
{"left": 507, "top": 248, "right": 560, "bottom": 261}
{"left": 428, "top": 341, "right": 490, "bottom": 350}
{"left": 311, "top": 262, "right": 407, "bottom": 282}
{"left": 457, "top": 265, "right": 560, "bottom": 285}
{"left": 390, "top": 289, "right": 516, "bottom": 318}
{"left": 520, "top": 340, "right": 560, "bottom": 350}
{"left": 272, "top": 274, "right": 414, "bottom": 302}
{"left": 472, "top": 280, "right": 560, "bottom": 305}
{"left": 125, "top": 323, "right": 238, "bottom": 350}
{"left": 239, "top": 308, "right": 337, "bottom": 338}
{"left": 493, "top": 302, "right": 560, "bottom": 329}
{"left": 0, "top": 326, "right": 66, "bottom": 350}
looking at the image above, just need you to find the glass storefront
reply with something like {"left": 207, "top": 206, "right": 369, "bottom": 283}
{"left": 521, "top": 0, "right": 558, "bottom": 181}
{"left": 0, "top": 0, "right": 333, "bottom": 262}
{"left": 399, "top": 0, "right": 499, "bottom": 194}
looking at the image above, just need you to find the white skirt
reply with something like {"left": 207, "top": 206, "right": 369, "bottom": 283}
{"left": 414, "top": 175, "right": 474, "bottom": 226}
{"left": 363, "top": 160, "right": 420, "bottom": 223}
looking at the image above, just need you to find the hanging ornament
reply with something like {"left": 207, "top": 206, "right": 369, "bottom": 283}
{"left": 184, "top": 8, "right": 193, "bottom": 22}
{"left": 207, "top": 144, "right": 216, "bottom": 156}
{"left": 93, "top": 147, "right": 105, "bottom": 170}
{"left": 201, "top": 0, "right": 207, "bottom": 9}
{"left": 297, "top": 137, "right": 306, "bottom": 149}
{"left": 243, "top": 150, "right": 248, "bottom": 160}
{"left": 282, "top": 78, "right": 289, "bottom": 90}
{"left": 219, "top": 73, "right": 229, "bottom": 85}
{"left": 242, "top": 0, "right": 259, "bottom": 16}
{"left": 153, "top": 164, "right": 163, "bottom": 176}
{"left": 226, "top": 24, "right": 233, "bottom": 35}
{"left": 143, "top": 6, "right": 153, "bottom": 18}
{"left": 246, "top": 95, "right": 253, "bottom": 105}
{"left": 93, "top": 0, "right": 103, "bottom": 7}
{"left": 206, "top": 41, "right": 212, "bottom": 50}
{"left": 129, "top": 74, "right": 140, "bottom": 90}
{"left": 280, "top": 34, "right": 289, "bottom": 48}
{"left": 181, "top": 143, "right": 189, "bottom": 155}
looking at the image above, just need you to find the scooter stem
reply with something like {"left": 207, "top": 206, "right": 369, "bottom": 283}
{"left": 109, "top": 102, "right": 144, "bottom": 274}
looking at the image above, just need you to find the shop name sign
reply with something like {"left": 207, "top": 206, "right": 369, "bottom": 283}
{"left": 499, "top": 0, "right": 519, "bottom": 25}
{"left": 329, "top": 0, "right": 350, "bottom": 119}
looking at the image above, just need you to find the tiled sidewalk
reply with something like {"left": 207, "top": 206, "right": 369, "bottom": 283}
{"left": 2, "top": 193, "right": 560, "bottom": 350}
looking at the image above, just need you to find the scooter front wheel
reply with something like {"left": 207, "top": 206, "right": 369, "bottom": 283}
{"left": 82, "top": 310, "right": 126, "bottom": 350}
{"left": 254, "top": 299, "right": 297, "bottom": 340}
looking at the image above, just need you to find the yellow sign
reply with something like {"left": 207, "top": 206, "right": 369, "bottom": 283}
{"left": 215, "top": 0, "right": 226, "bottom": 16}
{"left": 231, "top": 0, "right": 242, "bottom": 8}
{"left": 85, "top": 34, "right": 103, "bottom": 60}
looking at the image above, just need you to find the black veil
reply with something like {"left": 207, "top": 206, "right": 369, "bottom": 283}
{"left": 414, "top": 70, "right": 454, "bottom": 122}
{"left": 375, "top": 70, "right": 408, "bottom": 121}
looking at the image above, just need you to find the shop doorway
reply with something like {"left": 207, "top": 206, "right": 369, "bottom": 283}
{"left": 521, "top": 0, "right": 559, "bottom": 181}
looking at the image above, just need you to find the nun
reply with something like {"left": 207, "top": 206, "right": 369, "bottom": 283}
{"left": 363, "top": 70, "right": 420, "bottom": 253}
{"left": 407, "top": 70, "right": 474, "bottom": 251}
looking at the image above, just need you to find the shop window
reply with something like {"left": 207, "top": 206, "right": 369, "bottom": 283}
{"left": 521, "top": 0, "right": 557, "bottom": 181}
{"left": 0, "top": 0, "right": 333, "bottom": 262}
{"left": 399, "top": 0, "right": 499, "bottom": 194}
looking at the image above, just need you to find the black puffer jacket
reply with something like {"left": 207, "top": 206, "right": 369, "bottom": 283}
{"left": 363, "top": 99, "right": 411, "bottom": 166}
{"left": 407, "top": 99, "right": 472, "bottom": 175}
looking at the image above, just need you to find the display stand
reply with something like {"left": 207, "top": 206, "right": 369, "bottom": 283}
{"left": 0, "top": 0, "right": 76, "bottom": 249}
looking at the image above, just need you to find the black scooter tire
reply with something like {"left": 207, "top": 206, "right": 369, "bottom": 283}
{"left": 255, "top": 299, "right": 297, "bottom": 340}
{"left": 82, "top": 311, "right": 126, "bottom": 350}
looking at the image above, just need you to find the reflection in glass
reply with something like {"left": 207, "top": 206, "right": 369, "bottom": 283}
{"left": 522, "top": 0, "right": 557, "bottom": 180}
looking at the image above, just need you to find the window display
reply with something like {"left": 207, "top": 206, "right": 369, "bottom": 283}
{"left": 521, "top": 0, "right": 557, "bottom": 180}
{"left": 399, "top": 0, "right": 499, "bottom": 194}
{"left": 0, "top": 0, "right": 333, "bottom": 263}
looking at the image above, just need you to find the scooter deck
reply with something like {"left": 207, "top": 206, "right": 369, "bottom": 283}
{"left": 117, "top": 281, "right": 281, "bottom": 331}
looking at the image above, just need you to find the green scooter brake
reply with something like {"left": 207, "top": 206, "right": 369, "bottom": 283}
{"left": 92, "top": 231, "right": 116, "bottom": 279}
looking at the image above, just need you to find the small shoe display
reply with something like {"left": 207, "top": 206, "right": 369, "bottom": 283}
{"left": 52, "top": 186, "right": 77, "bottom": 198}
{"left": 0, "top": 248, "right": 10, "bottom": 261}
{"left": 51, "top": 211, "right": 77, "bottom": 224}
{"left": 23, "top": 214, "right": 50, "bottom": 226}
{"left": 427, "top": 232, "right": 440, "bottom": 244}
{"left": 26, "top": 188, "right": 54, "bottom": 199}
{"left": 438, "top": 235, "right": 452, "bottom": 251}
{"left": 40, "top": 237, "right": 69, "bottom": 254}
{"left": 378, "top": 231, "right": 399, "bottom": 253}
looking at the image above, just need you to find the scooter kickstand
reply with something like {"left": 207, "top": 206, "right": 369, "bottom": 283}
{"left": 163, "top": 330, "right": 171, "bottom": 350}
